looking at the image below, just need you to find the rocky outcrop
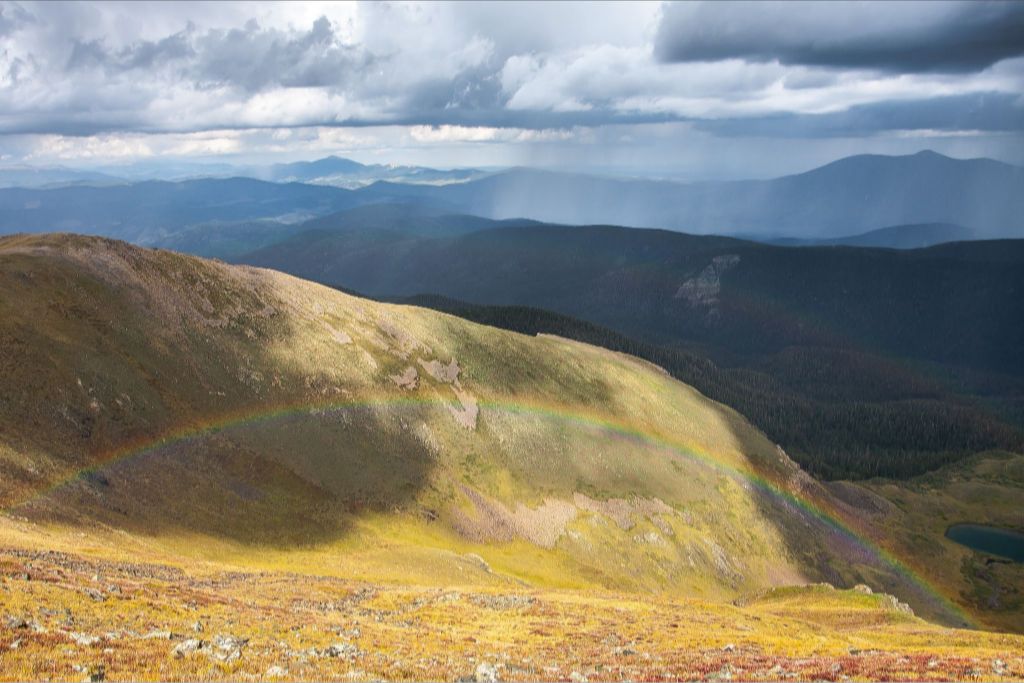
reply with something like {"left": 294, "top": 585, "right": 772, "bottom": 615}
{"left": 674, "top": 254, "right": 740, "bottom": 308}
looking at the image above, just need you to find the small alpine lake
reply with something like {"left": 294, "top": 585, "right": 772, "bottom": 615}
{"left": 945, "top": 523, "right": 1024, "bottom": 563}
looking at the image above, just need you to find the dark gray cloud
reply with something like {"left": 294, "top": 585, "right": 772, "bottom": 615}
{"left": 694, "top": 92, "right": 1024, "bottom": 138}
{"left": 656, "top": 1, "right": 1024, "bottom": 73}
{"left": 66, "top": 29, "right": 194, "bottom": 72}
{"left": 191, "top": 17, "right": 371, "bottom": 92}
{"left": 63, "top": 16, "right": 370, "bottom": 93}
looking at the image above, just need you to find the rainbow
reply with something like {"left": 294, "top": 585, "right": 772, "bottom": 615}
{"left": 4, "top": 393, "right": 974, "bottom": 627}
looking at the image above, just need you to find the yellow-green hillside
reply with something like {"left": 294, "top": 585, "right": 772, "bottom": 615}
{"left": 0, "top": 233, "right": 1012, "bottom": 636}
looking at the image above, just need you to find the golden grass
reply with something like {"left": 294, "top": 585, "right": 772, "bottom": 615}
{"left": 1, "top": 527, "right": 1022, "bottom": 682}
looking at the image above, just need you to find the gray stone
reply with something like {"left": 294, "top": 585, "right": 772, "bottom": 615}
{"left": 71, "top": 632, "right": 101, "bottom": 647}
{"left": 474, "top": 662, "right": 499, "bottom": 683}
{"left": 4, "top": 615, "right": 28, "bottom": 630}
{"left": 210, "top": 634, "right": 248, "bottom": 663}
{"left": 172, "top": 638, "right": 204, "bottom": 658}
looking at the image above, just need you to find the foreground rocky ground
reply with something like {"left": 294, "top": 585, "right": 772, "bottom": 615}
{"left": 1, "top": 546, "right": 1022, "bottom": 682}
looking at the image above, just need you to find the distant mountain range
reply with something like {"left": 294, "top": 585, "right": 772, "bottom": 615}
{"left": 0, "top": 165, "right": 123, "bottom": 188}
{"left": 0, "top": 156, "right": 485, "bottom": 190}
{"left": 0, "top": 177, "right": 361, "bottom": 243}
{"left": 253, "top": 155, "right": 486, "bottom": 188}
{"left": 758, "top": 222, "right": 976, "bottom": 249}
{"left": 362, "top": 151, "right": 1024, "bottom": 238}
{"left": 157, "top": 203, "right": 543, "bottom": 260}
{"left": 1, "top": 150, "right": 1021, "bottom": 241}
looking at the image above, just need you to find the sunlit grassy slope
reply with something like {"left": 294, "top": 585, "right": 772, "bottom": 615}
{"left": 0, "top": 233, "right": 1022, "bottom": 680}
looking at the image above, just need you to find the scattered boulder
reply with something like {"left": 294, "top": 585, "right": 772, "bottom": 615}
{"left": 141, "top": 630, "right": 175, "bottom": 640}
{"left": 709, "top": 664, "right": 734, "bottom": 681}
{"left": 172, "top": 638, "right": 204, "bottom": 658}
{"left": 474, "top": 662, "right": 500, "bottom": 682}
{"left": 4, "top": 615, "right": 28, "bottom": 630}
{"left": 879, "top": 594, "right": 914, "bottom": 615}
{"left": 468, "top": 594, "right": 536, "bottom": 610}
{"left": 210, "top": 634, "right": 247, "bottom": 663}
{"left": 324, "top": 642, "right": 359, "bottom": 659}
{"left": 71, "top": 632, "right": 101, "bottom": 647}
{"left": 265, "top": 665, "right": 288, "bottom": 679}
{"left": 722, "top": 643, "right": 736, "bottom": 653}
{"left": 570, "top": 671, "right": 588, "bottom": 683}
{"left": 852, "top": 584, "right": 873, "bottom": 595}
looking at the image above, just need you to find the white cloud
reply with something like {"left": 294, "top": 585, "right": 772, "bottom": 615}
{"left": 409, "top": 124, "right": 574, "bottom": 143}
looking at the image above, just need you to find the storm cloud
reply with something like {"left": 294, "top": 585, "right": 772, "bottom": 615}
{"left": 655, "top": 1, "right": 1024, "bottom": 73}
{"left": 0, "top": 1, "right": 1022, "bottom": 171}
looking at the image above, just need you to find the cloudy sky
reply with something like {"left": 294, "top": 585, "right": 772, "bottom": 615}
{"left": 1, "top": 0, "right": 1022, "bottom": 178}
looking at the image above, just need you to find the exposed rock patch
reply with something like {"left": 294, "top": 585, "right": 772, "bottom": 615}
{"left": 573, "top": 493, "right": 676, "bottom": 533}
{"left": 453, "top": 490, "right": 684, "bottom": 548}
{"left": 389, "top": 366, "right": 419, "bottom": 390}
{"left": 449, "top": 387, "right": 479, "bottom": 430}
{"left": 418, "top": 358, "right": 479, "bottom": 429}
{"left": 674, "top": 254, "right": 740, "bottom": 307}
{"left": 378, "top": 316, "right": 430, "bottom": 359}
{"left": 420, "top": 358, "right": 462, "bottom": 384}
{"left": 323, "top": 322, "right": 352, "bottom": 345}
{"left": 453, "top": 487, "right": 578, "bottom": 548}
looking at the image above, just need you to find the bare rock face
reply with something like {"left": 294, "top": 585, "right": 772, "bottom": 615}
{"left": 420, "top": 358, "right": 462, "bottom": 384}
{"left": 674, "top": 254, "right": 740, "bottom": 308}
{"left": 419, "top": 358, "right": 479, "bottom": 429}
{"left": 389, "top": 366, "right": 419, "bottom": 390}
{"left": 449, "top": 387, "right": 479, "bottom": 430}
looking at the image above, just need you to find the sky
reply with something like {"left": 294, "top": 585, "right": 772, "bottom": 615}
{"left": 0, "top": 0, "right": 1022, "bottom": 179}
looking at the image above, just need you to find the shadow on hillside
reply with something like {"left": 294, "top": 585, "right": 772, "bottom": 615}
{"left": 726, "top": 405, "right": 972, "bottom": 628}
{"left": 44, "top": 407, "right": 437, "bottom": 548}
{"left": 0, "top": 236, "right": 438, "bottom": 549}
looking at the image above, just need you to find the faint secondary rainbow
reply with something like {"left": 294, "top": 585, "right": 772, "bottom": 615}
{"left": 5, "top": 393, "right": 973, "bottom": 627}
